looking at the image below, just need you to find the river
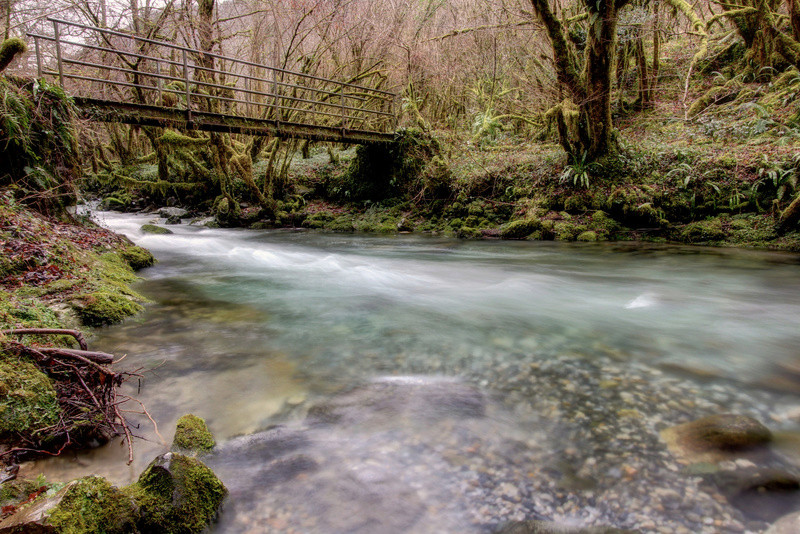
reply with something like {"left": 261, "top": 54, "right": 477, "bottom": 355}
{"left": 27, "top": 211, "right": 800, "bottom": 533}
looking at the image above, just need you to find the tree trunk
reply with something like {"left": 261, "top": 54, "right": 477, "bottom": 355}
{"left": 791, "top": 0, "right": 800, "bottom": 41}
{"left": 529, "top": 0, "right": 629, "bottom": 163}
{"left": 579, "top": 0, "right": 626, "bottom": 161}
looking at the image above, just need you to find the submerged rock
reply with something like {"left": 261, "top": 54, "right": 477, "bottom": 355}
{"left": 306, "top": 376, "right": 486, "bottom": 427}
{"left": 157, "top": 207, "right": 188, "bottom": 219}
{"left": 140, "top": 224, "right": 172, "bottom": 235}
{"left": 494, "top": 520, "right": 636, "bottom": 533}
{"left": 661, "top": 413, "right": 772, "bottom": 462}
{"left": 766, "top": 510, "right": 800, "bottom": 533}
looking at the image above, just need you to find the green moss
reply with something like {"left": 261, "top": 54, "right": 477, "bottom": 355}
{"left": 0, "top": 38, "right": 27, "bottom": 72}
{"left": 172, "top": 414, "right": 215, "bottom": 452}
{"left": 678, "top": 218, "right": 727, "bottom": 243}
{"left": 500, "top": 219, "right": 542, "bottom": 239}
{"left": 553, "top": 220, "right": 588, "bottom": 241}
{"left": 0, "top": 353, "right": 61, "bottom": 435}
{"left": 47, "top": 476, "right": 137, "bottom": 534}
{"left": 126, "top": 453, "right": 227, "bottom": 534}
{"left": 140, "top": 224, "right": 172, "bottom": 235}
{"left": 0, "top": 478, "right": 39, "bottom": 506}
{"left": 327, "top": 215, "right": 355, "bottom": 232}
{"left": 577, "top": 230, "right": 598, "bottom": 242}
{"left": 71, "top": 291, "right": 143, "bottom": 327}
{"left": 119, "top": 246, "right": 155, "bottom": 270}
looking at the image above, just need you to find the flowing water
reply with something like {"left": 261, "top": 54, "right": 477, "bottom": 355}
{"left": 27, "top": 211, "right": 800, "bottom": 533}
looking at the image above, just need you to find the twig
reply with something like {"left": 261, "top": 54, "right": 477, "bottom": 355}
{"left": 117, "top": 394, "right": 166, "bottom": 445}
{"left": 114, "top": 404, "right": 135, "bottom": 465}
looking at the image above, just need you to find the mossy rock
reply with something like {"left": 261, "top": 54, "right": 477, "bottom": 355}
{"left": 553, "top": 220, "right": 587, "bottom": 241}
{"left": 119, "top": 246, "right": 155, "bottom": 271}
{"left": 172, "top": 414, "right": 215, "bottom": 453}
{"left": 140, "top": 224, "right": 172, "bottom": 235}
{"left": 500, "top": 219, "right": 542, "bottom": 239}
{"left": 577, "top": 231, "right": 598, "bottom": 242}
{"left": 71, "top": 291, "right": 144, "bottom": 327}
{"left": 46, "top": 476, "right": 138, "bottom": 534}
{"left": 678, "top": 218, "right": 726, "bottom": 243}
{"left": 0, "top": 354, "right": 61, "bottom": 435}
{"left": 127, "top": 452, "right": 227, "bottom": 534}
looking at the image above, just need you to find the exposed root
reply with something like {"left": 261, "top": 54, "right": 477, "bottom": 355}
{"left": 0, "top": 330, "right": 152, "bottom": 466}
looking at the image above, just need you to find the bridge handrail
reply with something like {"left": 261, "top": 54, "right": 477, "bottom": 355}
{"left": 30, "top": 17, "right": 397, "bottom": 137}
{"left": 28, "top": 34, "right": 394, "bottom": 119}
{"left": 45, "top": 18, "right": 394, "bottom": 97}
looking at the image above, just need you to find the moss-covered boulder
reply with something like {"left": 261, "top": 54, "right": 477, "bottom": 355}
{"left": 127, "top": 452, "right": 227, "bottom": 534}
{"left": 0, "top": 477, "right": 136, "bottom": 533}
{"left": 70, "top": 291, "right": 144, "bottom": 327}
{"left": 140, "top": 224, "right": 172, "bottom": 235}
{"left": 678, "top": 218, "right": 726, "bottom": 243}
{"left": 119, "top": 246, "right": 155, "bottom": 271}
{"left": 0, "top": 354, "right": 61, "bottom": 436}
{"left": 48, "top": 476, "right": 137, "bottom": 533}
{"left": 500, "top": 219, "right": 542, "bottom": 239}
{"left": 172, "top": 414, "right": 215, "bottom": 453}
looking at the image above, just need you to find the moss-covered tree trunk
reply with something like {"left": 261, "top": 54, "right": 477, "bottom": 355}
{"left": 530, "top": 0, "right": 630, "bottom": 162}
{"left": 791, "top": 0, "right": 800, "bottom": 41}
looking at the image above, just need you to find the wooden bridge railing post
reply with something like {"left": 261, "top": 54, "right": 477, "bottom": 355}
{"left": 53, "top": 20, "right": 64, "bottom": 87}
{"left": 33, "top": 36, "right": 42, "bottom": 78}
{"left": 156, "top": 61, "right": 162, "bottom": 105}
{"left": 182, "top": 49, "right": 192, "bottom": 124}
{"left": 340, "top": 82, "right": 347, "bottom": 132}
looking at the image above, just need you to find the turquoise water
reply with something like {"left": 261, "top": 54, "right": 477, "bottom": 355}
{"left": 28, "top": 211, "right": 800, "bottom": 533}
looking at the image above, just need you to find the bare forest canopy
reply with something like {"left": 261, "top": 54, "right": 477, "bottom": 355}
{"left": 1, "top": 0, "right": 799, "bottom": 230}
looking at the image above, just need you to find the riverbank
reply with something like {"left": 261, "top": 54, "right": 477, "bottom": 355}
{"left": 0, "top": 192, "right": 154, "bottom": 459}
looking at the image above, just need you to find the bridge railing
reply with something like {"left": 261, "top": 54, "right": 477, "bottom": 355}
{"left": 28, "top": 18, "right": 396, "bottom": 135}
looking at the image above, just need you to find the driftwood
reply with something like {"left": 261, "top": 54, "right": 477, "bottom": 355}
{"left": 34, "top": 347, "right": 114, "bottom": 365}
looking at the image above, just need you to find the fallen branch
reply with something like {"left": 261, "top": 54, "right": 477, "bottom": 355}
{"left": 1, "top": 328, "right": 88, "bottom": 350}
{"left": 35, "top": 347, "right": 115, "bottom": 365}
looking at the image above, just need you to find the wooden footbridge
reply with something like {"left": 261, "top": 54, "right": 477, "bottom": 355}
{"left": 28, "top": 19, "right": 396, "bottom": 144}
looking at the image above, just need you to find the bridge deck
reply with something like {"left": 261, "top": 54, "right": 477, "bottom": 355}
{"left": 30, "top": 18, "right": 396, "bottom": 144}
{"left": 76, "top": 98, "right": 396, "bottom": 144}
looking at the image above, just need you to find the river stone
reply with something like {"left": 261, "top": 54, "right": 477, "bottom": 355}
{"left": 661, "top": 414, "right": 772, "bottom": 462}
{"left": 0, "top": 482, "right": 70, "bottom": 533}
{"left": 0, "top": 477, "right": 136, "bottom": 534}
{"left": 766, "top": 511, "right": 800, "bottom": 533}
{"left": 165, "top": 215, "right": 182, "bottom": 225}
{"left": 716, "top": 467, "right": 800, "bottom": 523}
{"left": 134, "top": 452, "right": 227, "bottom": 534}
{"left": 305, "top": 376, "right": 485, "bottom": 428}
{"left": 494, "top": 520, "right": 636, "bottom": 533}
{"left": 158, "top": 207, "right": 188, "bottom": 218}
{"left": 140, "top": 224, "right": 173, "bottom": 235}
{"left": 172, "top": 414, "right": 215, "bottom": 453}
